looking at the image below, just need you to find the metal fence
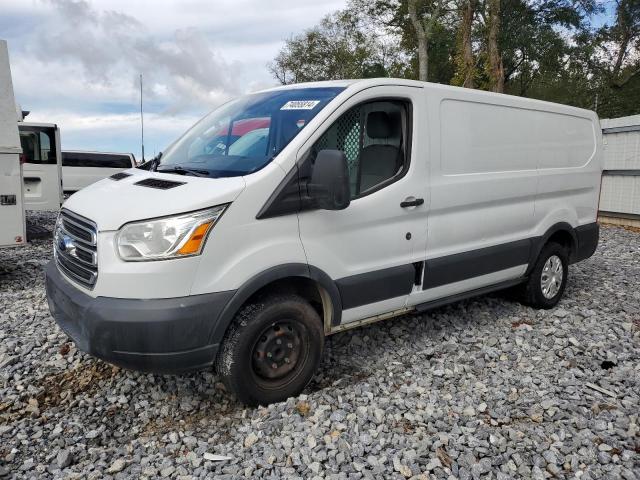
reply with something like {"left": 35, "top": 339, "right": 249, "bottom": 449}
{"left": 599, "top": 114, "right": 640, "bottom": 226}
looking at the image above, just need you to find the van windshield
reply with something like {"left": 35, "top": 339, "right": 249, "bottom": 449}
{"left": 157, "top": 87, "right": 345, "bottom": 178}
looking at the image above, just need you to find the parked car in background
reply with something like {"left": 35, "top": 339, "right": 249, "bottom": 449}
{"left": 62, "top": 151, "right": 136, "bottom": 194}
{"left": 46, "top": 79, "right": 603, "bottom": 406}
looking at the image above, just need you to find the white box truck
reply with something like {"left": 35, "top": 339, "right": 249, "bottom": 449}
{"left": 45, "top": 79, "right": 602, "bottom": 405}
{"left": 0, "top": 39, "right": 64, "bottom": 250}
{"left": 0, "top": 40, "right": 26, "bottom": 248}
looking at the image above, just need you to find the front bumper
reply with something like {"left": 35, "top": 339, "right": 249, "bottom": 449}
{"left": 45, "top": 261, "right": 235, "bottom": 373}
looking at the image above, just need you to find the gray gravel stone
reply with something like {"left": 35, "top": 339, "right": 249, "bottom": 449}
{"left": 0, "top": 213, "right": 638, "bottom": 479}
{"left": 55, "top": 449, "right": 73, "bottom": 469}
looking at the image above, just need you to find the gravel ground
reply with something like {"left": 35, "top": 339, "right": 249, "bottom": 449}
{"left": 0, "top": 211, "right": 638, "bottom": 480}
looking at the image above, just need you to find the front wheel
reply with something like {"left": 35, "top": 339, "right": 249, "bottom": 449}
{"left": 216, "top": 294, "right": 324, "bottom": 406}
{"left": 521, "top": 242, "right": 569, "bottom": 309}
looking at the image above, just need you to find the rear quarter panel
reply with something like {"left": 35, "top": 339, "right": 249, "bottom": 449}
{"left": 534, "top": 110, "right": 603, "bottom": 236}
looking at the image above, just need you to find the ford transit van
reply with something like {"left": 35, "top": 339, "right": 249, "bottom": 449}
{"left": 45, "top": 79, "right": 602, "bottom": 405}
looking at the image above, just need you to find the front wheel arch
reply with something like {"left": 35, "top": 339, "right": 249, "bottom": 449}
{"left": 209, "top": 264, "right": 340, "bottom": 352}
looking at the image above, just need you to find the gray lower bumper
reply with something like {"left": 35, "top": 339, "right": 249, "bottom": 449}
{"left": 45, "top": 261, "right": 235, "bottom": 373}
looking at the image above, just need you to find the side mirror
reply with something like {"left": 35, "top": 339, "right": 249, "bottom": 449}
{"left": 310, "top": 149, "right": 350, "bottom": 210}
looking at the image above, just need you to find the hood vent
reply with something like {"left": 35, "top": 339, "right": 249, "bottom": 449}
{"left": 109, "top": 172, "right": 132, "bottom": 181}
{"left": 134, "top": 178, "right": 186, "bottom": 190}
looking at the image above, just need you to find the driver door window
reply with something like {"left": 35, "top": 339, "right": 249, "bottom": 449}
{"left": 311, "top": 100, "right": 408, "bottom": 198}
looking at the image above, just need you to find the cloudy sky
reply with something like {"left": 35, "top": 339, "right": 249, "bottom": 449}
{"left": 2, "top": 0, "right": 346, "bottom": 160}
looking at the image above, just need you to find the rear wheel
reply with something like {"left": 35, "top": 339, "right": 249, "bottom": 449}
{"left": 216, "top": 295, "right": 324, "bottom": 406}
{"left": 521, "top": 242, "right": 569, "bottom": 309}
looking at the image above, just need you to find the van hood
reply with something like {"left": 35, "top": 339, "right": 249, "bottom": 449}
{"left": 63, "top": 168, "right": 246, "bottom": 231}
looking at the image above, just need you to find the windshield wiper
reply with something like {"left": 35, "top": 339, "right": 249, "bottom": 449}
{"left": 156, "top": 166, "right": 210, "bottom": 177}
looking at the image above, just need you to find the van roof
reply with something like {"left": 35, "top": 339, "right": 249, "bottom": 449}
{"left": 258, "top": 78, "right": 597, "bottom": 117}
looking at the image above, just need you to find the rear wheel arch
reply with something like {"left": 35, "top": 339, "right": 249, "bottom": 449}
{"left": 527, "top": 223, "right": 577, "bottom": 274}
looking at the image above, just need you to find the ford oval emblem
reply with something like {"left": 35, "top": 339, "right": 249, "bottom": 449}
{"left": 58, "top": 235, "right": 77, "bottom": 257}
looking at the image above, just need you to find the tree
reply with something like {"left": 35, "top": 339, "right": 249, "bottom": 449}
{"left": 268, "top": 10, "right": 402, "bottom": 84}
{"left": 486, "top": 0, "right": 505, "bottom": 92}
{"left": 599, "top": 0, "right": 640, "bottom": 88}
{"left": 350, "top": 0, "right": 455, "bottom": 82}
{"left": 407, "top": 0, "right": 446, "bottom": 80}
{"left": 452, "top": 0, "right": 477, "bottom": 88}
{"left": 268, "top": 0, "right": 640, "bottom": 117}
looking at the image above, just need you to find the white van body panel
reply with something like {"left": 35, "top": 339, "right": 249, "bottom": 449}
{"left": 63, "top": 167, "right": 246, "bottom": 231}
{"left": 191, "top": 161, "right": 308, "bottom": 295}
{"left": 296, "top": 85, "right": 430, "bottom": 321}
{"left": 62, "top": 151, "right": 136, "bottom": 193}
{"left": 407, "top": 86, "right": 599, "bottom": 308}
{"left": 0, "top": 39, "right": 26, "bottom": 248}
{"left": 297, "top": 85, "right": 429, "bottom": 277}
{"left": 341, "top": 296, "right": 408, "bottom": 324}
{"left": 60, "top": 168, "right": 246, "bottom": 298}
{"left": 93, "top": 231, "right": 204, "bottom": 299}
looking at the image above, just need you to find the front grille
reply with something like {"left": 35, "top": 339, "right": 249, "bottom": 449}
{"left": 54, "top": 209, "right": 98, "bottom": 289}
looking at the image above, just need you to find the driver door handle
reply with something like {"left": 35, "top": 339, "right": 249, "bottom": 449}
{"left": 400, "top": 197, "right": 424, "bottom": 208}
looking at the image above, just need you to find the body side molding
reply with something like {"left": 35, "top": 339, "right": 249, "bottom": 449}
{"left": 336, "top": 264, "right": 415, "bottom": 310}
{"left": 423, "top": 239, "right": 532, "bottom": 290}
{"left": 415, "top": 278, "right": 526, "bottom": 313}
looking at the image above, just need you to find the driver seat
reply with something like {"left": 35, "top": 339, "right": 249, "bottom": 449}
{"left": 358, "top": 111, "right": 402, "bottom": 193}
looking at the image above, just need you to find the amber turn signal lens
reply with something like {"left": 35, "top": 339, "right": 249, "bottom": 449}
{"left": 177, "top": 222, "right": 213, "bottom": 255}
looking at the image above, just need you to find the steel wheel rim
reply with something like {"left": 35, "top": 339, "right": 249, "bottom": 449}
{"left": 541, "top": 254, "right": 563, "bottom": 299}
{"left": 251, "top": 320, "right": 304, "bottom": 381}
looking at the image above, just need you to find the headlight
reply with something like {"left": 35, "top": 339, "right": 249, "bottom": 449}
{"left": 116, "top": 205, "right": 227, "bottom": 261}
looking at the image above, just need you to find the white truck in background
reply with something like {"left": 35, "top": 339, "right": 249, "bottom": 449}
{"left": 0, "top": 40, "right": 26, "bottom": 247}
{"left": 19, "top": 119, "right": 63, "bottom": 211}
{"left": 1, "top": 39, "right": 63, "bottom": 248}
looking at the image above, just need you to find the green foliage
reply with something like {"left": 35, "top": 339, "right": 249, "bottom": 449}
{"left": 269, "top": 0, "right": 640, "bottom": 117}
{"left": 267, "top": 10, "right": 403, "bottom": 84}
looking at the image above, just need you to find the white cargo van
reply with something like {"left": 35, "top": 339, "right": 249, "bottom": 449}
{"left": 46, "top": 79, "right": 602, "bottom": 405}
{"left": 62, "top": 151, "right": 137, "bottom": 193}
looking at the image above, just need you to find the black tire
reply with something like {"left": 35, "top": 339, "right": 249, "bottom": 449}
{"left": 521, "top": 242, "right": 569, "bottom": 309}
{"left": 216, "top": 294, "right": 324, "bottom": 406}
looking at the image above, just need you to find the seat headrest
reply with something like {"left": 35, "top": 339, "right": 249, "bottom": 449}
{"left": 366, "top": 111, "right": 393, "bottom": 139}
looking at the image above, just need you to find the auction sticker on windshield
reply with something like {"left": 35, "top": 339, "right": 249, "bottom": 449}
{"left": 280, "top": 100, "right": 321, "bottom": 110}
